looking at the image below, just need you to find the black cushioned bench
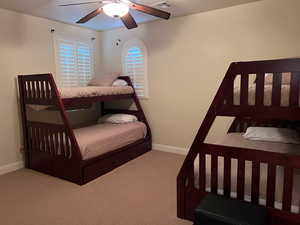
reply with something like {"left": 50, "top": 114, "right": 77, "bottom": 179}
{"left": 194, "top": 194, "right": 267, "bottom": 225}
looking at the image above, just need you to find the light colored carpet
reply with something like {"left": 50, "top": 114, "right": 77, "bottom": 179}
{"left": 0, "top": 151, "right": 192, "bottom": 225}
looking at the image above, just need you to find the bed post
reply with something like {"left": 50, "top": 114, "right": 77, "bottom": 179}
{"left": 100, "top": 102, "right": 105, "bottom": 116}
{"left": 119, "top": 76, "right": 152, "bottom": 140}
{"left": 130, "top": 82, "right": 152, "bottom": 140}
{"left": 17, "top": 76, "right": 30, "bottom": 167}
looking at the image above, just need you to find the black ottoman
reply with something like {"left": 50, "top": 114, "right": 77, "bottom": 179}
{"left": 194, "top": 194, "right": 267, "bottom": 225}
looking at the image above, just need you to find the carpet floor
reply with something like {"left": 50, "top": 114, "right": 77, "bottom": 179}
{"left": 0, "top": 151, "right": 192, "bottom": 225}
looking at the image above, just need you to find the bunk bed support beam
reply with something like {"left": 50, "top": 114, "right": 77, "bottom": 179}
{"left": 18, "top": 76, "right": 30, "bottom": 167}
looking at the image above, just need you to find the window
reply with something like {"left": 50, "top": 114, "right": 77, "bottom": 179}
{"left": 54, "top": 36, "right": 94, "bottom": 87}
{"left": 122, "top": 39, "right": 148, "bottom": 98}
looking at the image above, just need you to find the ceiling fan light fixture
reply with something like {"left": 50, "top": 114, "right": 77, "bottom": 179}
{"left": 103, "top": 3, "right": 129, "bottom": 18}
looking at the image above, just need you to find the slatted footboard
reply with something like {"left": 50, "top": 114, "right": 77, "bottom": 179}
{"left": 27, "top": 121, "right": 79, "bottom": 159}
{"left": 18, "top": 74, "right": 58, "bottom": 105}
{"left": 26, "top": 121, "right": 83, "bottom": 183}
{"left": 177, "top": 58, "right": 300, "bottom": 225}
{"left": 18, "top": 74, "right": 83, "bottom": 183}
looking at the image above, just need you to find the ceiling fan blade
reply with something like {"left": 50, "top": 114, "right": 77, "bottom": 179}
{"left": 129, "top": 2, "right": 170, "bottom": 20}
{"left": 59, "top": 1, "right": 102, "bottom": 6}
{"left": 76, "top": 8, "right": 102, "bottom": 23}
{"left": 121, "top": 13, "right": 138, "bottom": 29}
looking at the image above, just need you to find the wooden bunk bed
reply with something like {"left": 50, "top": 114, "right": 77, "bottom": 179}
{"left": 18, "top": 74, "right": 151, "bottom": 185}
{"left": 177, "top": 58, "right": 300, "bottom": 225}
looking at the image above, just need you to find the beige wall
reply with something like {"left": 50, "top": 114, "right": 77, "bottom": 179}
{"left": 100, "top": 0, "right": 300, "bottom": 150}
{"left": 0, "top": 8, "right": 102, "bottom": 167}
{"left": 1, "top": 0, "right": 300, "bottom": 168}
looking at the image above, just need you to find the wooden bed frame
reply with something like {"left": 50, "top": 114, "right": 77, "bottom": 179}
{"left": 177, "top": 58, "right": 300, "bottom": 225}
{"left": 18, "top": 74, "right": 152, "bottom": 185}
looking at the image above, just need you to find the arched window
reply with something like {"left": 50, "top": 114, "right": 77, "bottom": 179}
{"left": 122, "top": 39, "right": 148, "bottom": 98}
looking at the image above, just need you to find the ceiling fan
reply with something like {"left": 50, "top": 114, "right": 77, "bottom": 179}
{"left": 59, "top": 0, "right": 171, "bottom": 29}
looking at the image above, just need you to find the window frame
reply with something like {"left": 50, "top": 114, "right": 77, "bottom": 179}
{"left": 53, "top": 34, "right": 95, "bottom": 87}
{"left": 122, "top": 39, "right": 149, "bottom": 99}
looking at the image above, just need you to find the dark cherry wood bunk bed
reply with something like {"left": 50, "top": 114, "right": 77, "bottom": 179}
{"left": 18, "top": 74, "right": 152, "bottom": 185}
{"left": 177, "top": 58, "right": 300, "bottom": 225}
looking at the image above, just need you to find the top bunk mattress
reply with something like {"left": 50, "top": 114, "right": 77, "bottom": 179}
{"left": 74, "top": 121, "right": 147, "bottom": 160}
{"left": 27, "top": 86, "right": 134, "bottom": 110}
{"left": 60, "top": 86, "right": 134, "bottom": 99}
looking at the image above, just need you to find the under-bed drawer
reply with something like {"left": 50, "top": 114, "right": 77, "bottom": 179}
{"left": 82, "top": 139, "right": 151, "bottom": 184}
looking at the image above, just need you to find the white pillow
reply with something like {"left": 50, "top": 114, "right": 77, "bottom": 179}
{"left": 88, "top": 72, "right": 120, "bottom": 86}
{"left": 98, "top": 114, "right": 138, "bottom": 124}
{"left": 243, "top": 127, "right": 300, "bottom": 144}
{"left": 112, "top": 79, "right": 128, "bottom": 87}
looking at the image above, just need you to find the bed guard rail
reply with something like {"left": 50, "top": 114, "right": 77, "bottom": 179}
{"left": 217, "top": 58, "right": 300, "bottom": 120}
{"left": 18, "top": 74, "right": 59, "bottom": 106}
{"left": 27, "top": 121, "right": 81, "bottom": 160}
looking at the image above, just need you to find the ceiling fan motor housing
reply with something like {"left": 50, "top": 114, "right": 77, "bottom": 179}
{"left": 103, "top": 2, "right": 129, "bottom": 18}
{"left": 72, "top": 0, "right": 171, "bottom": 29}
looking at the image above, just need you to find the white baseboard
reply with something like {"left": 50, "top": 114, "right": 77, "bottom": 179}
{"left": 0, "top": 161, "right": 24, "bottom": 176}
{"left": 0, "top": 145, "right": 186, "bottom": 175}
{"left": 153, "top": 143, "right": 188, "bottom": 155}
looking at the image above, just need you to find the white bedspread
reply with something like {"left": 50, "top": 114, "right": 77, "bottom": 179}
{"left": 27, "top": 86, "right": 134, "bottom": 111}
{"left": 60, "top": 86, "right": 134, "bottom": 99}
{"left": 74, "top": 122, "right": 147, "bottom": 160}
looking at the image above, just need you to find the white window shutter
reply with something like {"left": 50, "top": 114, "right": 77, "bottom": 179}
{"left": 55, "top": 37, "right": 93, "bottom": 87}
{"left": 76, "top": 42, "right": 93, "bottom": 86}
{"left": 122, "top": 40, "right": 148, "bottom": 98}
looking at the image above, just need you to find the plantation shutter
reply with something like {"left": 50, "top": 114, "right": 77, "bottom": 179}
{"left": 57, "top": 38, "right": 93, "bottom": 87}
{"left": 124, "top": 46, "right": 146, "bottom": 97}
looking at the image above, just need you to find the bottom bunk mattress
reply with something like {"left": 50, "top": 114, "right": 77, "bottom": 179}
{"left": 74, "top": 122, "right": 147, "bottom": 160}
{"left": 194, "top": 133, "right": 300, "bottom": 211}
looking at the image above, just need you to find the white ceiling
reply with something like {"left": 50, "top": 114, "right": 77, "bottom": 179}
{"left": 0, "top": 0, "right": 260, "bottom": 31}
